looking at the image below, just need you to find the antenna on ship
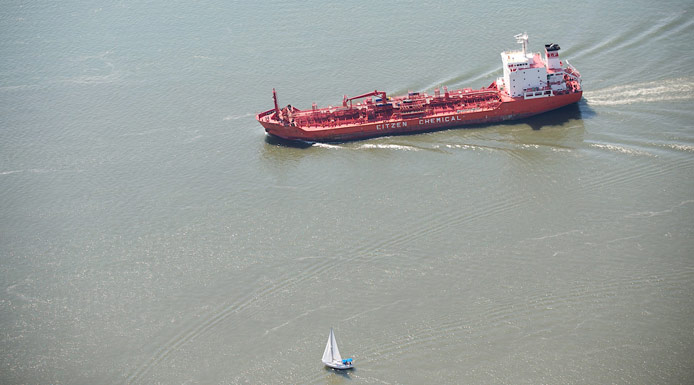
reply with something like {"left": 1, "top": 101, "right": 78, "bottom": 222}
{"left": 514, "top": 32, "right": 529, "bottom": 57}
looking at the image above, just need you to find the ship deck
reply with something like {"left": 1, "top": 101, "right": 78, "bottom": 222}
{"left": 276, "top": 86, "right": 508, "bottom": 130}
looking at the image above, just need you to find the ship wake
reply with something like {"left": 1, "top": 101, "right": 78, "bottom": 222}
{"left": 585, "top": 78, "right": 694, "bottom": 106}
{"left": 312, "top": 142, "right": 421, "bottom": 151}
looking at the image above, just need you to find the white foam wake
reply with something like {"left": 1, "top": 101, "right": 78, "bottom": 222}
{"left": 584, "top": 78, "right": 694, "bottom": 106}
{"left": 0, "top": 170, "right": 23, "bottom": 175}
{"left": 665, "top": 143, "right": 694, "bottom": 152}
{"left": 312, "top": 142, "right": 419, "bottom": 151}
{"left": 223, "top": 112, "right": 254, "bottom": 121}
{"left": 359, "top": 143, "right": 419, "bottom": 151}
{"left": 589, "top": 143, "right": 655, "bottom": 157}
{"left": 312, "top": 142, "right": 344, "bottom": 149}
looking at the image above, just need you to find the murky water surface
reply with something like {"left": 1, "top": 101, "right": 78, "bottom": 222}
{"left": 1, "top": 1, "right": 693, "bottom": 383}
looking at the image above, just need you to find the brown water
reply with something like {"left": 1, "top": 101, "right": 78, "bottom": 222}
{"left": 1, "top": 1, "right": 693, "bottom": 383}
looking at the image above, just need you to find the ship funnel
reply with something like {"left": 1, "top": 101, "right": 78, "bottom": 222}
{"left": 544, "top": 43, "right": 561, "bottom": 69}
{"left": 514, "top": 32, "right": 529, "bottom": 56}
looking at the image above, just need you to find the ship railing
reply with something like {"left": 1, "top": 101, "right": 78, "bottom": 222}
{"left": 523, "top": 85, "right": 552, "bottom": 92}
{"left": 257, "top": 108, "right": 277, "bottom": 120}
{"left": 564, "top": 60, "right": 581, "bottom": 81}
{"left": 523, "top": 89, "right": 553, "bottom": 99}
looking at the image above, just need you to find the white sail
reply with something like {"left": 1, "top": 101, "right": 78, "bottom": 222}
{"left": 322, "top": 328, "right": 342, "bottom": 364}
{"left": 321, "top": 331, "right": 332, "bottom": 363}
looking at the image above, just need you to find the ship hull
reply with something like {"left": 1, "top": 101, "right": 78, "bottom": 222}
{"left": 258, "top": 91, "right": 582, "bottom": 142}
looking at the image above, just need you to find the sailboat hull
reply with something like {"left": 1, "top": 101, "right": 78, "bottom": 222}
{"left": 323, "top": 361, "right": 354, "bottom": 370}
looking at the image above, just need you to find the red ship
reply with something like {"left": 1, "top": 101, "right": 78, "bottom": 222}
{"left": 257, "top": 33, "right": 582, "bottom": 142}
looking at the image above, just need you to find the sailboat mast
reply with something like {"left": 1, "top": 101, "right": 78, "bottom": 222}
{"left": 322, "top": 328, "right": 334, "bottom": 364}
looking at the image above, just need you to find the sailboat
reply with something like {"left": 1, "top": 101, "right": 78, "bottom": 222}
{"left": 322, "top": 328, "right": 354, "bottom": 370}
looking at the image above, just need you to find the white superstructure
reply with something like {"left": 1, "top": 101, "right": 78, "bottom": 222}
{"left": 497, "top": 33, "right": 574, "bottom": 99}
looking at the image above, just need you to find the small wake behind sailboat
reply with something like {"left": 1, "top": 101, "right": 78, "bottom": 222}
{"left": 322, "top": 328, "right": 354, "bottom": 370}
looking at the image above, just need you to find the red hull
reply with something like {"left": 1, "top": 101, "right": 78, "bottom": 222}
{"left": 257, "top": 91, "right": 582, "bottom": 142}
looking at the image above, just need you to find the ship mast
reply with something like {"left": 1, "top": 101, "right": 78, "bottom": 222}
{"left": 515, "top": 32, "right": 529, "bottom": 57}
{"left": 272, "top": 88, "right": 280, "bottom": 117}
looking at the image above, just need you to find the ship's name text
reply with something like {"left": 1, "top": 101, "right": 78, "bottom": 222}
{"left": 376, "top": 121, "right": 408, "bottom": 130}
{"left": 375, "top": 115, "right": 463, "bottom": 130}
{"left": 418, "top": 115, "right": 463, "bottom": 125}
